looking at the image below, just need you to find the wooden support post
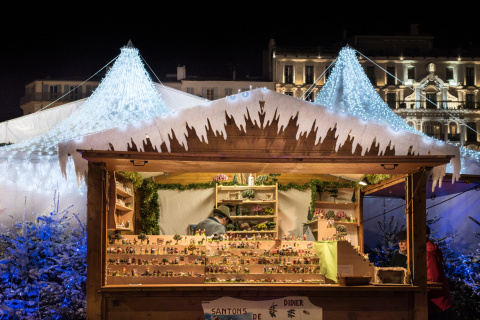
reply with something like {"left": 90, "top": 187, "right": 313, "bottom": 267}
{"left": 86, "top": 162, "right": 106, "bottom": 320}
{"left": 406, "top": 168, "right": 429, "bottom": 320}
{"left": 358, "top": 188, "right": 364, "bottom": 253}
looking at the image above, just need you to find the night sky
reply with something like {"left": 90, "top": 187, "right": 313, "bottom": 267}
{"left": 1, "top": 7, "right": 477, "bottom": 123}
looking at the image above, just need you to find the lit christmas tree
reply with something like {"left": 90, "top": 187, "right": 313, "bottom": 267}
{"left": 315, "top": 46, "right": 417, "bottom": 134}
{"left": 2, "top": 41, "right": 170, "bottom": 155}
{"left": 0, "top": 193, "right": 87, "bottom": 319}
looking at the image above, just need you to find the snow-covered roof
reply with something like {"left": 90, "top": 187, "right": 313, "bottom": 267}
{"left": 0, "top": 85, "right": 205, "bottom": 145}
{"left": 58, "top": 87, "right": 461, "bottom": 189}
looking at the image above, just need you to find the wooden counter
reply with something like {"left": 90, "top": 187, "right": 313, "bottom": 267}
{"left": 98, "top": 284, "right": 421, "bottom": 320}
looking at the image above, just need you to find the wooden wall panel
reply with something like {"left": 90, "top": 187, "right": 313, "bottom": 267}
{"left": 152, "top": 172, "right": 353, "bottom": 185}
{"left": 86, "top": 163, "right": 106, "bottom": 320}
{"left": 102, "top": 287, "right": 415, "bottom": 320}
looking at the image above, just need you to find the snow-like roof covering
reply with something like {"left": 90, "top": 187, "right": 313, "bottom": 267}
{"left": 0, "top": 99, "right": 85, "bottom": 145}
{"left": 0, "top": 85, "right": 205, "bottom": 145}
{"left": 59, "top": 87, "right": 461, "bottom": 189}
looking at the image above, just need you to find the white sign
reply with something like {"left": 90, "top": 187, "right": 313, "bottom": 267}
{"left": 337, "top": 264, "right": 354, "bottom": 276}
{"left": 202, "top": 296, "right": 322, "bottom": 319}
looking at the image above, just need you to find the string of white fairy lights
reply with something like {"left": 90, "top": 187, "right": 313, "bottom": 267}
{"left": 300, "top": 57, "right": 338, "bottom": 100}
{"left": 36, "top": 55, "right": 120, "bottom": 113}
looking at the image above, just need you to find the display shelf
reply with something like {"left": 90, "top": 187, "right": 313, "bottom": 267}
{"left": 229, "top": 215, "right": 276, "bottom": 219}
{"left": 217, "top": 185, "right": 277, "bottom": 190}
{"left": 110, "top": 172, "right": 135, "bottom": 232}
{"left": 115, "top": 203, "right": 133, "bottom": 212}
{"left": 116, "top": 187, "right": 133, "bottom": 198}
{"left": 309, "top": 187, "right": 361, "bottom": 246}
{"left": 204, "top": 240, "right": 325, "bottom": 284}
{"left": 220, "top": 200, "right": 276, "bottom": 204}
{"left": 106, "top": 235, "right": 207, "bottom": 285}
{"left": 104, "top": 236, "right": 327, "bottom": 285}
{"left": 215, "top": 183, "right": 279, "bottom": 238}
{"left": 230, "top": 230, "right": 276, "bottom": 233}
{"left": 315, "top": 201, "right": 357, "bottom": 207}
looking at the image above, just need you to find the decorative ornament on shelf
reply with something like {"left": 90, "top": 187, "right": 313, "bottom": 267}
{"left": 335, "top": 224, "right": 348, "bottom": 239}
{"left": 266, "top": 222, "right": 276, "bottom": 230}
{"left": 268, "top": 173, "right": 281, "bottom": 183}
{"left": 264, "top": 207, "right": 274, "bottom": 215}
{"left": 328, "top": 188, "right": 339, "bottom": 203}
{"left": 336, "top": 210, "right": 346, "bottom": 221}
{"left": 233, "top": 173, "right": 239, "bottom": 185}
{"left": 256, "top": 174, "right": 268, "bottom": 185}
{"left": 173, "top": 233, "right": 182, "bottom": 245}
{"left": 241, "top": 189, "right": 255, "bottom": 200}
{"left": 257, "top": 223, "right": 267, "bottom": 231}
{"left": 137, "top": 232, "right": 147, "bottom": 244}
{"left": 241, "top": 208, "right": 251, "bottom": 216}
{"left": 113, "top": 232, "right": 123, "bottom": 243}
{"left": 325, "top": 210, "right": 335, "bottom": 220}
{"left": 351, "top": 190, "right": 356, "bottom": 203}
{"left": 251, "top": 205, "right": 264, "bottom": 215}
{"left": 187, "top": 243, "right": 197, "bottom": 254}
{"left": 213, "top": 174, "right": 228, "bottom": 185}
{"left": 248, "top": 173, "right": 255, "bottom": 186}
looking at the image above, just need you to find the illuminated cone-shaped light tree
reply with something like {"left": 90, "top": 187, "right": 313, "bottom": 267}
{"left": 314, "top": 46, "right": 417, "bottom": 134}
{"left": 0, "top": 41, "right": 171, "bottom": 187}
{"left": 3, "top": 40, "right": 170, "bottom": 154}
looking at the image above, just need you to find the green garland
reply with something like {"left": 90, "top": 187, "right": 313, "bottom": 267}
{"left": 119, "top": 171, "right": 144, "bottom": 189}
{"left": 139, "top": 179, "right": 160, "bottom": 235}
{"left": 363, "top": 174, "right": 395, "bottom": 185}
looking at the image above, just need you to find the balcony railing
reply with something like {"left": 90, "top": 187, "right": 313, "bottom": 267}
{"left": 20, "top": 92, "right": 93, "bottom": 105}
{"left": 388, "top": 100, "right": 480, "bottom": 110}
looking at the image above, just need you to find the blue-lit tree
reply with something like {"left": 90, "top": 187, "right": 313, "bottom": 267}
{"left": 442, "top": 216, "right": 480, "bottom": 318}
{"left": 365, "top": 213, "right": 404, "bottom": 267}
{"left": 0, "top": 193, "right": 86, "bottom": 319}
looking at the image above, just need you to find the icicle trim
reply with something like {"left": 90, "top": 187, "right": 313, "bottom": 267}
{"left": 58, "top": 88, "right": 461, "bottom": 190}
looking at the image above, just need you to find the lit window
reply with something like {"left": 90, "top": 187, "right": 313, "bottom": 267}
{"left": 422, "top": 121, "right": 443, "bottom": 140}
{"left": 450, "top": 123, "right": 457, "bottom": 135}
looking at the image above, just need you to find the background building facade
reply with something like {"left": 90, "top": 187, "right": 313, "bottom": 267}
{"left": 20, "top": 79, "right": 100, "bottom": 115}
